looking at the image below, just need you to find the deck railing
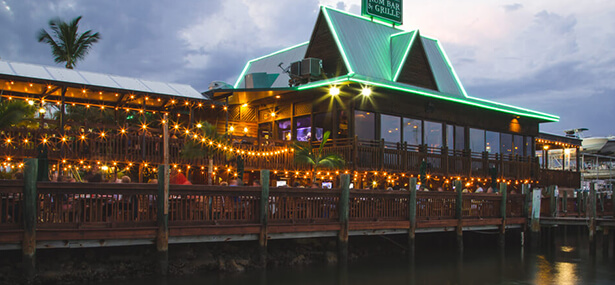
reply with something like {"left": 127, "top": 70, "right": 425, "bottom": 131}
{"left": 540, "top": 194, "right": 614, "bottom": 218}
{"left": 0, "top": 180, "right": 528, "bottom": 237}
{"left": 0, "top": 128, "right": 578, "bottom": 187}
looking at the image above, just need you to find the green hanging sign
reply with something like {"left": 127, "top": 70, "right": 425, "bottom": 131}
{"left": 362, "top": 0, "right": 403, "bottom": 25}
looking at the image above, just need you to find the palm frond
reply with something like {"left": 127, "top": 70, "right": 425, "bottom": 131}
{"left": 37, "top": 16, "right": 100, "bottom": 69}
{"left": 0, "top": 100, "right": 36, "bottom": 129}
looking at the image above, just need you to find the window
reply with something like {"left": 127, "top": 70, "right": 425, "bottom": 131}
{"left": 501, "top": 133, "right": 513, "bottom": 155}
{"left": 455, "top": 126, "right": 465, "bottom": 150}
{"left": 277, "top": 119, "right": 291, "bottom": 141}
{"left": 513, "top": 135, "right": 523, "bottom": 156}
{"left": 485, "top": 131, "right": 500, "bottom": 154}
{"left": 524, "top": 136, "right": 532, "bottom": 156}
{"left": 354, "top": 110, "right": 375, "bottom": 140}
{"left": 312, "top": 113, "right": 328, "bottom": 141}
{"left": 295, "top": 116, "right": 311, "bottom": 141}
{"left": 338, "top": 110, "right": 349, "bottom": 138}
{"left": 446, "top": 125, "right": 454, "bottom": 149}
{"left": 381, "top": 114, "right": 401, "bottom": 143}
{"left": 403, "top": 118, "right": 422, "bottom": 146}
{"left": 424, "top": 121, "right": 442, "bottom": 149}
{"left": 469, "top": 128, "right": 485, "bottom": 152}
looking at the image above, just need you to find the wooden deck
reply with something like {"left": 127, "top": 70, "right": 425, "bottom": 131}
{"left": 0, "top": 179, "right": 525, "bottom": 249}
{"left": 0, "top": 128, "right": 580, "bottom": 188}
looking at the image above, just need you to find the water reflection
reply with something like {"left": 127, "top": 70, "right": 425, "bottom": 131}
{"left": 97, "top": 232, "right": 615, "bottom": 285}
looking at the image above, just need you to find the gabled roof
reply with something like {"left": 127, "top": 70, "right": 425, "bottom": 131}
{"left": 0, "top": 60, "right": 205, "bottom": 100}
{"left": 234, "top": 42, "right": 309, "bottom": 89}
{"left": 232, "top": 6, "right": 559, "bottom": 122}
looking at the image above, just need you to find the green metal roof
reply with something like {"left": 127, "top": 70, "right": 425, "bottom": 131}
{"left": 234, "top": 42, "right": 309, "bottom": 89}
{"left": 233, "top": 6, "right": 559, "bottom": 123}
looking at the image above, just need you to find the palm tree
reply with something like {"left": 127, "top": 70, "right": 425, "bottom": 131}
{"left": 37, "top": 16, "right": 100, "bottom": 69}
{"left": 180, "top": 122, "right": 226, "bottom": 185}
{"left": 0, "top": 100, "right": 36, "bottom": 129}
{"left": 292, "top": 131, "right": 345, "bottom": 183}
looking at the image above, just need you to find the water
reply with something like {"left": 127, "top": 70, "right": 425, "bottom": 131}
{"left": 97, "top": 231, "right": 615, "bottom": 285}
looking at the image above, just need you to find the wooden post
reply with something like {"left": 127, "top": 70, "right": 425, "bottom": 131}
{"left": 338, "top": 174, "right": 350, "bottom": 266}
{"left": 589, "top": 183, "right": 597, "bottom": 254}
{"left": 499, "top": 182, "right": 507, "bottom": 248}
{"left": 408, "top": 177, "right": 417, "bottom": 259}
{"left": 379, "top": 139, "right": 385, "bottom": 171}
{"left": 454, "top": 180, "right": 463, "bottom": 252}
{"left": 22, "top": 158, "right": 38, "bottom": 282}
{"left": 259, "top": 170, "right": 270, "bottom": 267}
{"left": 562, "top": 191, "right": 568, "bottom": 216}
{"left": 521, "top": 184, "right": 530, "bottom": 246}
{"left": 531, "top": 189, "right": 541, "bottom": 248}
{"left": 548, "top": 185, "right": 557, "bottom": 217}
{"left": 352, "top": 136, "right": 359, "bottom": 171}
{"left": 156, "top": 114, "right": 170, "bottom": 275}
{"left": 156, "top": 164, "right": 169, "bottom": 275}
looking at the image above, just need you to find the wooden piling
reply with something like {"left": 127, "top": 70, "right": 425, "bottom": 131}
{"left": 499, "top": 182, "right": 507, "bottom": 248}
{"left": 522, "top": 184, "right": 530, "bottom": 246}
{"left": 156, "top": 164, "right": 169, "bottom": 275}
{"left": 454, "top": 180, "right": 463, "bottom": 252}
{"left": 259, "top": 170, "right": 270, "bottom": 267}
{"left": 548, "top": 185, "right": 557, "bottom": 217}
{"left": 589, "top": 183, "right": 597, "bottom": 254}
{"left": 531, "top": 189, "right": 541, "bottom": 248}
{"left": 408, "top": 177, "right": 417, "bottom": 259}
{"left": 338, "top": 174, "right": 350, "bottom": 266}
{"left": 22, "top": 158, "right": 38, "bottom": 282}
{"left": 562, "top": 191, "right": 568, "bottom": 216}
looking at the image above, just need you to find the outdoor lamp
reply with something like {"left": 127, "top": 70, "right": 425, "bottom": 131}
{"left": 329, "top": 86, "right": 340, "bottom": 96}
{"left": 361, "top": 87, "right": 372, "bottom": 96}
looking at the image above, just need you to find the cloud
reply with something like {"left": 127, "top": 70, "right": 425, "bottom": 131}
{"left": 503, "top": 3, "right": 523, "bottom": 12}
{"left": 1, "top": 0, "right": 614, "bottom": 136}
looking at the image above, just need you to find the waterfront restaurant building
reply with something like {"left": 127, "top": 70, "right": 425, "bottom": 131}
{"left": 204, "top": 6, "right": 571, "bottom": 191}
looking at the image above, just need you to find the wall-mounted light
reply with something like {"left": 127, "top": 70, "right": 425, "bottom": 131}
{"left": 361, "top": 87, "right": 372, "bottom": 96}
{"left": 329, "top": 86, "right": 340, "bottom": 96}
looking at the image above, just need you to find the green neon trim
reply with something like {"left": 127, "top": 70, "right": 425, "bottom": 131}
{"left": 321, "top": 5, "right": 403, "bottom": 31}
{"left": 322, "top": 7, "right": 354, "bottom": 75}
{"left": 466, "top": 96, "right": 560, "bottom": 119}
{"left": 390, "top": 31, "right": 413, "bottom": 39}
{"left": 393, "top": 31, "right": 418, "bottom": 81}
{"left": 433, "top": 38, "right": 469, "bottom": 97}
{"left": 233, "top": 41, "right": 310, "bottom": 89}
{"left": 296, "top": 77, "right": 349, "bottom": 90}
{"left": 297, "top": 76, "right": 558, "bottom": 121}
{"left": 349, "top": 78, "right": 558, "bottom": 121}
{"left": 233, "top": 62, "right": 251, "bottom": 89}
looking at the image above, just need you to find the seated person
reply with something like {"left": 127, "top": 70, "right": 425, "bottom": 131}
{"left": 170, "top": 169, "right": 191, "bottom": 185}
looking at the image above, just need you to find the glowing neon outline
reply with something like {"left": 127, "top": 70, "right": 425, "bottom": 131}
{"left": 296, "top": 76, "right": 559, "bottom": 121}
{"left": 322, "top": 6, "right": 354, "bottom": 75}
{"left": 233, "top": 41, "right": 310, "bottom": 88}
{"left": 392, "top": 30, "right": 418, "bottom": 81}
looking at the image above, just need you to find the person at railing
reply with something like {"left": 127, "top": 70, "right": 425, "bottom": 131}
{"left": 253, "top": 180, "right": 261, "bottom": 187}
{"left": 486, "top": 187, "right": 494, "bottom": 194}
{"left": 437, "top": 187, "right": 444, "bottom": 192}
{"left": 475, "top": 184, "right": 484, "bottom": 193}
{"left": 170, "top": 169, "right": 191, "bottom": 185}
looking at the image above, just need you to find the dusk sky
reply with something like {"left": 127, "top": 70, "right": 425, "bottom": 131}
{"left": 1, "top": 0, "right": 614, "bottom": 137}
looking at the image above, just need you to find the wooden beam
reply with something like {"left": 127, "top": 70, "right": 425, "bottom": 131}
{"left": 454, "top": 180, "right": 463, "bottom": 252}
{"left": 22, "top": 159, "right": 38, "bottom": 282}
{"left": 157, "top": 163, "right": 169, "bottom": 275}
{"left": 408, "top": 177, "right": 417, "bottom": 259}
{"left": 499, "top": 182, "right": 507, "bottom": 247}
{"left": 259, "top": 170, "right": 270, "bottom": 267}
{"left": 338, "top": 174, "right": 350, "bottom": 266}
